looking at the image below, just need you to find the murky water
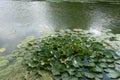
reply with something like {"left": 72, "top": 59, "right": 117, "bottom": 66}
{"left": 0, "top": 1, "right": 120, "bottom": 55}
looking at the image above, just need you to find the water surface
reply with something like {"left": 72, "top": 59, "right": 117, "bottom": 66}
{"left": 0, "top": 1, "right": 120, "bottom": 55}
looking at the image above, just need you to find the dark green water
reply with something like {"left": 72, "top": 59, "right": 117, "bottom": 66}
{"left": 0, "top": 1, "right": 120, "bottom": 55}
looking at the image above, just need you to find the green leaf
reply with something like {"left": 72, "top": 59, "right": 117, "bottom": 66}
{"left": 103, "top": 50, "right": 115, "bottom": 58}
{"left": 51, "top": 61, "right": 62, "bottom": 75}
{"left": 78, "top": 61, "right": 84, "bottom": 66}
{"left": 95, "top": 77, "right": 101, "bottom": 80}
{"left": 91, "top": 66, "right": 103, "bottom": 72}
{"left": 75, "top": 72, "right": 82, "bottom": 77}
{"left": 96, "top": 74, "right": 103, "bottom": 78}
{"left": 99, "top": 63, "right": 108, "bottom": 68}
{"left": 84, "top": 72, "right": 95, "bottom": 78}
{"left": 70, "top": 77, "right": 78, "bottom": 80}
{"left": 65, "top": 61, "right": 73, "bottom": 68}
{"left": 98, "top": 58, "right": 106, "bottom": 62}
{"left": 106, "top": 69, "right": 120, "bottom": 78}
{"left": 62, "top": 73, "right": 78, "bottom": 80}
{"left": 52, "top": 68, "right": 60, "bottom": 75}
{"left": 108, "top": 64, "right": 115, "bottom": 68}
{"left": 67, "top": 69, "right": 75, "bottom": 75}
{"left": 84, "top": 62, "right": 95, "bottom": 67}
{"left": 92, "top": 42, "right": 104, "bottom": 51}
{"left": 61, "top": 73, "right": 69, "bottom": 80}
{"left": 106, "top": 58, "right": 114, "bottom": 62}
{"left": 62, "top": 77, "right": 70, "bottom": 80}
{"left": 54, "top": 76, "right": 61, "bottom": 80}
{"left": 89, "top": 58, "right": 98, "bottom": 62}
{"left": 113, "top": 55, "right": 120, "bottom": 60}
{"left": 115, "top": 60, "right": 120, "bottom": 64}
{"left": 73, "top": 57, "right": 81, "bottom": 67}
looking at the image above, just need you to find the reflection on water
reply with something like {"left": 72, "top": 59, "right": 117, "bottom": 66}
{"left": 0, "top": 1, "right": 120, "bottom": 55}
{"left": 47, "top": 2, "right": 120, "bottom": 33}
{"left": 0, "top": 1, "right": 54, "bottom": 55}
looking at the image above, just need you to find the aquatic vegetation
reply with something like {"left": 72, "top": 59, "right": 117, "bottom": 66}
{"left": 22, "top": 29, "right": 120, "bottom": 80}
{"left": 0, "top": 48, "right": 6, "bottom": 53}
{"left": 0, "top": 29, "right": 120, "bottom": 80}
{"left": 0, "top": 60, "right": 9, "bottom": 68}
{"left": 17, "top": 36, "right": 35, "bottom": 48}
{"left": 95, "top": 29, "right": 120, "bottom": 51}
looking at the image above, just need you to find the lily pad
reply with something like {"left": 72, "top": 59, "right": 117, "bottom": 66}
{"left": 98, "top": 58, "right": 106, "bottom": 62}
{"left": 91, "top": 66, "right": 103, "bottom": 72}
{"left": 75, "top": 72, "right": 82, "bottom": 77}
{"left": 84, "top": 72, "right": 95, "bottom": 78}
{"left": 67, "top": 69, "right": 75, "bottom": 75}
{"left": 0, "top": 48, "right": 6, "bottom": 53}
{"left": 61, "top": 73, "right": 69, "bottom": 80}
{"left": 95, "top": 77, "right": 101, "bottom": 80}
{"left": 96, "top": 74, "right": 103, "bottom": 78}
{"left": 115, "top": 60, "right": 120, "bottom": 64}
{"left": 108, "top": 64, "right": 115, "bottom": 68}
{"left": 106, "top": 58, "right": 114, "bottom": 62}
{"left": 84, "top": 62, "right": 95, "bottom": 67}
{"left": 106, "top": 70, "right": 120, "bottom": 78}
{"left": 99, "top": 63, "right": 108, "bottom": 68}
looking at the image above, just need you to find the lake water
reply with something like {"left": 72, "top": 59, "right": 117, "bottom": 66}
{"left": 0, "top": 1, "right": 120, "bottom": 55}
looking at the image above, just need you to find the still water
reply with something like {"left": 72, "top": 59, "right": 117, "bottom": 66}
{"left": 0, "top": 1, "right": 120, "bottom": 55}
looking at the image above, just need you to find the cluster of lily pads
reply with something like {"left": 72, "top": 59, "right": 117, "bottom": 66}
{"left": 22, "top": 29, "right": 120, "bottom": 80}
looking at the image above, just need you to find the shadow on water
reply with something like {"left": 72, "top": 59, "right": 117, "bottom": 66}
{"left": 0, "top": 1, "right": 120, "bottom": 55}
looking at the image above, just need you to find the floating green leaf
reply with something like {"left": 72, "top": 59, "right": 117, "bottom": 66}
{"left": 106, "top": 58, "right": 114, "bottom": 62}
{"left": 75, "top": 71, "right": 82, "bottom": 77}
{"left": 108, "top": 64, "right": 115, "bottom": 68}
{"left": 61, "top": 73, "right": 70, "bottom": 80}
{"left": 84, "top": 72, "right": 95, "bottom": 78}
{"left": 106, "top": 69, "right": 120, "bottom": 78}
{"left": 67, "top": 68, "right": 75, "bottom": 75}
{"left": 96, "top": 74, "right": 103, "bottom": 78}
{"left": 91, "top": 66, "right": 103, "bottom": 72}
{"left": 99, "top": 63, "right": 108, "bottom": 68}
{"left": 98, "top": 58, "right": 106, "bottom": 62}
{"left": 115, "top": 60, "right": 120, "bottom": 64}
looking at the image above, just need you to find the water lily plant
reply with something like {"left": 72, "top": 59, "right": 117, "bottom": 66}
{"left": 22, "top": 29, "right": 120, "bottom": 80}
